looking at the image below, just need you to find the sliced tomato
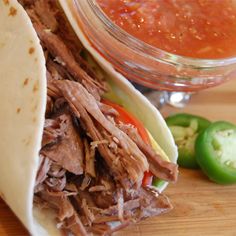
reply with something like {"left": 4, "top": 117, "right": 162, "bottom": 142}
{"left": 102, "top": 99, "right": 153, "bottom": 186}
{"left": 142, "top": 171, "right": 153, "bottom": 186}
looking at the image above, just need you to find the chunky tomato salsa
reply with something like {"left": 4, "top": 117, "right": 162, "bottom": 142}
{"left": 97, "top": 0, "right": 236, "bottom": 59}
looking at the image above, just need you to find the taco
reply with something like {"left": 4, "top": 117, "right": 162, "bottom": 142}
{"left": 0, "top": 0, "right": 178, "bottom": 235}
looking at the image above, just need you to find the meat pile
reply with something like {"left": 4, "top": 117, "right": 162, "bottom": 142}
{"left": 20, "top": 1, "right": 178, "bottom": 235}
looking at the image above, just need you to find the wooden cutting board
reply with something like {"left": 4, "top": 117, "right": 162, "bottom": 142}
{"left": 0, "top": 79, "right": 236, "bottom": 236}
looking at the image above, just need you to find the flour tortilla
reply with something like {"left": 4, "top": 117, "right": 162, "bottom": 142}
{"left": 0, "top": 1, "right": 177, "bottom": 235}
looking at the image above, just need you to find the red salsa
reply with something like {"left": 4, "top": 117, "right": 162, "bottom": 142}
{"left": 97, "top": 0, "right": 236, "bottom": 59}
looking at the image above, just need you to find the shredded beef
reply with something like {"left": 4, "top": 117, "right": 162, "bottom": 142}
{"left": 118, "top": 123, "right": 178, "bottom": 182}
{"left": 36, "top": 189, "right": 87, "bottom": 236}
{"left": 34, "top": 0, "right": 58, "bottom": 32}
{"left": 63, "top": 214, "right": 87, "bottom": 236}
{"left": 46, "top": 95, "right": 53, "bottom": 117}
{"left": 46, "top": 70, "right": 61, "bottom": 98}
{"left": 45, "top": 174, "right": 66, "bottom": 192}
{"left": 41, "top": 118, "right": 64, "bottom": 147}
{"left": 41, "top": 114, "right": 84, "bottom": 175}
{"left": 48, "top": 163, "right": 66, "bottom": 178}
{"left": 35, "top": 155, "right": 52, "bottom": 187}
{"left": 20, "top": 1, "right": 178, "bottom": 235}
{"left": 54, "top": 80, "right": 149, "bottom": 188}
{"left": 98, "top": 102, "right": 119, "bottom": 117}
{"left": 27, "top": 10, "right": 106, "bottom": 100}
{"left": 84, "top": 140, "right": 96, "bottom": 178}
{"left": 47, "top": 59, "right": 71, "bottom": 81}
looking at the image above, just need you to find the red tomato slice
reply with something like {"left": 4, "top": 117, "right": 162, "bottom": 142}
{"left": 142, "top": 171, "right": 153, "bottom": 186}
{"left": 102, "top": 99, "right": 153, "bottom": 186}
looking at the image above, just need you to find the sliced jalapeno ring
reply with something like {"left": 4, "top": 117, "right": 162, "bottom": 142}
{"left": 196, "top": 121, "right": 236, "bottom": 184}
{"left": 166, "top": 113, "right": 211, "bottom": 169}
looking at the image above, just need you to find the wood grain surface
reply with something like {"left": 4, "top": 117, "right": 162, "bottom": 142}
{"left": 0, "top": 78, "right": 236, "bottom": 236}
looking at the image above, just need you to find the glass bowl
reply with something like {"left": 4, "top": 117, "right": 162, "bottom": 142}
{"left": 68, "top": 0, "right": 236, "bottom": 92}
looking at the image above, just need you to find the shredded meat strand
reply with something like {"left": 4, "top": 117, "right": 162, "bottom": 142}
{"left": 84, "top": 140, "right": 96, "bottom": 178}
{"left": 118, "top": 123, "right": 178, "bottom": 182}
{"left": 35, "top": 156, "right": 52, "bottom": 187}
{"left": 34, "top": 0, "right": 58, "bottom": 32}
{"left": 41, "top": 114, "right": 84, "bottom": 175}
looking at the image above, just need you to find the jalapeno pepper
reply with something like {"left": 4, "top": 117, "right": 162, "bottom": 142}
{"left": 196, "top": 121, "right": 236, "bottom": 184}
{"left": 166, "top": 113, "right": 211, "bottom": 169}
